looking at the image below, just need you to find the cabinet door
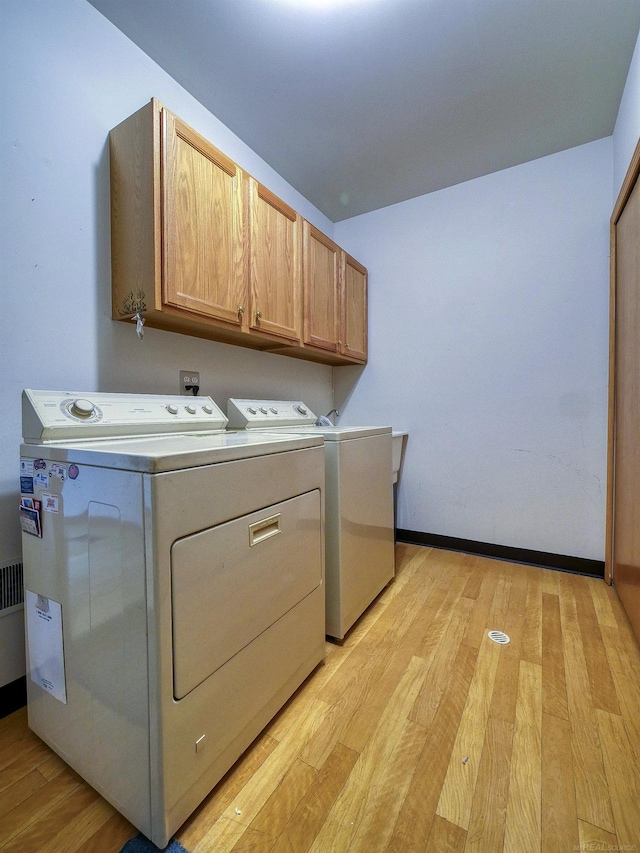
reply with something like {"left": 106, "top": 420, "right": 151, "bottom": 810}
{"left": 340, "top": 253, "right": 368, "bottom": 362}
{"left": 249, "top": 179, "right": 301, "bottom": 343}
{"left": 303, "top": 223, "right": 340, "bottom": 353}
{"left": 162, "top": 110, "right": 246, "bottom": 327}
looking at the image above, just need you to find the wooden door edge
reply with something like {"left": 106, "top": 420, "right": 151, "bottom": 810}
{"left": 606, "top": 135, "right": 640, "bottom": 586}
{"left": 605, "top": 225, "right": 616, "bottom": 586}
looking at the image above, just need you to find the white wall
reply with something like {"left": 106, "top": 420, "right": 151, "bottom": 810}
{"left": 334, "top": 138, "right": 613, "bottom": 561}
{"left": 613, "top": 27, "right": 640, "bottom": 196}
{"left": 0, "top": 0, "right": 335, "bottom": 686}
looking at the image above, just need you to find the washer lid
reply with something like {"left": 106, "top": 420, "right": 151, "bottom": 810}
{"left": 268, "top": 424, "right": 392, "bottom": 441}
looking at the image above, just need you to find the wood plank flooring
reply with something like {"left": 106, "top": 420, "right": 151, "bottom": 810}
{"left": 1, "top": 543, "right": 640, "bottom": 851}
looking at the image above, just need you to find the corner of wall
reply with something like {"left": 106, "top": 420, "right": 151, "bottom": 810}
{"left": 613, "top": 27, "right": 640, "bottom": 197}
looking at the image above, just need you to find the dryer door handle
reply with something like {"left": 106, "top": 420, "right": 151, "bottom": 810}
{"left": 248, "top": 514, "right": 281, "bottom": 547}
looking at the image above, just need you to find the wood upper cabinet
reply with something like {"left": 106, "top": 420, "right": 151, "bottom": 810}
{"left": 340, "top": 253, "right": 368, "bottom": 362}
{"left": 249, "top": 179, "right": 302, "bottom": 343}
{"left": 303, "top": 222, "right": 340, "bottom": 354}
{"left": 300, "top": 223, "right": 368, "bottom": 363}
{"left": 109, "top": 99, "right": 367, "bottom": 363}
{"left": 110, "top": 99, "right": 249, "bottom": 339}
{"left": 162, "top": 110, "right": 246, "bottom": 326}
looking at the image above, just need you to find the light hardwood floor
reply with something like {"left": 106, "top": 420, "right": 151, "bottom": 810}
{"left": 1, "top": 544, "right": 640, "bottom": 852}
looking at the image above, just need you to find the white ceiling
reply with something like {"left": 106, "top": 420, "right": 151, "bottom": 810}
{"left": 88, "top": 0, "right": 640, "bottom": 221}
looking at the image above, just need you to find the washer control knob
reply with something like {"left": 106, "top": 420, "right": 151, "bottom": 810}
{"left": 295, "top": 404, "right": 308, "bottom": 416}
{"left": 270, "top": 407, "right": 278, "bottom": 414}
{"left": 185, "top": 404, "right": 196, "bottom": 414}
{"left": 202, "top": 404, "right": 213, "bottom": 414}
{"left": 70, "top": 398, "right": 95, "bottom": 418}
{"left": 167, "top": 404, "right": 179, "bottom": 415}
{"left": 248, "top": 406, "right": 257, "bottom": 415}
{"left": 260, "top": 406, "right": 268, "bottom": 414}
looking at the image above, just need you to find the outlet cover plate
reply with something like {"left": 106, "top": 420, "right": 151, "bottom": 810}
{"left": 180, "top": 370, "right": 200, "bottom": 395}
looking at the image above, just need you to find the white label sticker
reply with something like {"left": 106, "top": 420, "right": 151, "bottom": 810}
{"left": 25, "top": 590, "right": 67, "bottom": 704}
{"left": 42, "top": 493, "right": 59, "bottom": 513}
{"left": 20, "top": 458, "right": 34, "bottom": 476}
{"left": 49, "top": 463, "right": 67, "bottom": 482}
{"left": 34, "top": 472, "right": 49, "bottom": 488}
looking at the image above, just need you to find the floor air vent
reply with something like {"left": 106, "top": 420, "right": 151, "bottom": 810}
{"left": 488, "top": 630, "right": 511, "bottom": 645}
{"left": 0, "top": 561, "right": 24, "bottom": 614}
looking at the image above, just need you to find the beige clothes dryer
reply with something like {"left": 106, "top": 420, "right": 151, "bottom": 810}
{"left": 20, "top": 390, "right": 325, "bottom": 848}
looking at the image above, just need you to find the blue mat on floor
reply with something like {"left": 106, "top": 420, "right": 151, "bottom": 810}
{"left": 120, "top": 834, "right": 189, "bottom": 853}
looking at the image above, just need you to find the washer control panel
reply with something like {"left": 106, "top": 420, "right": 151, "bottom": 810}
{"left": 22, "top": 389, "right": 228, "bottom": 442}
{"left": 227, "top": 399, "right": 317, "bottom": 429}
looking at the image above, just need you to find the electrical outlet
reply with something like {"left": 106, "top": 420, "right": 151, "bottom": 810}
{"left": 180, "top": 370, "right": 200, "bottom": 396}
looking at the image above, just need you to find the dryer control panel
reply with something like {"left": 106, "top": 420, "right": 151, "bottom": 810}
{"left": 227, "top": 399, "right": 317, "bottom": 429}
{"left": 22, "top": 389, "right": 228, "bottom": 442}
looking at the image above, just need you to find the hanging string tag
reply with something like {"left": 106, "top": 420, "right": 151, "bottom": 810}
{"left": 133, "top": 312, "right": 145, "bottom": 340}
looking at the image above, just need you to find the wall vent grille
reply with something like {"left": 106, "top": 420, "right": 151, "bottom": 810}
{"left": 0, "top": 562, "right": 24, "bottom": 614}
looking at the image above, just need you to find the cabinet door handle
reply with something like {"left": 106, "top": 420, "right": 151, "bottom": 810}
{"left": 255, "top": 310, "right": 262, "bottom": 321}
{"left": 237, "top": 305, "right": 245, "bottom": 315}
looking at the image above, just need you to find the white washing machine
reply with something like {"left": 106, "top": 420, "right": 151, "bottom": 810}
{"left": 227, "top": 399, "right": 395, "bottom": 639}
{"left": 19, "top": 390, "right": 325, "bottom": 848}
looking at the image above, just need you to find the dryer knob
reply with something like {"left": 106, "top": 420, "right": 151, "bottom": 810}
{"left": 295, "top": 405, "right": 308, "bottom": 416}
{"left": 248, "top": 406, "right": 257, "bottom": 415}
{"left": 259, "top": 407, "right": 268, "bottom": 414}
{"left": 167, "top": 404, "right": 179, "bottom": 415}
{"left": 270, "top": 407, "right": 278, "bottom": 414}
{"left": 70, "top": 398, "right": 95, "bottom": 418}
{"left": 185, "top": 404, "right": 196, "bottom": 414}
{"left": 202, "top": 404, "right": 213, "bottom": 414}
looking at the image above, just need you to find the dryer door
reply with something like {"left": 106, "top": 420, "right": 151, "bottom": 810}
{"left": 171, "top": 489, "right": 321, "bottom": 699}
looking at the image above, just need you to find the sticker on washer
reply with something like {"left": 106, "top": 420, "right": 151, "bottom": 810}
{"left": 48, "top": 463, "right": 67, "bottom": 483}
{"left": 25, "top": 590, "right": 67, "bottom": 704}
{"left": 42, "top": 493, "right": 59, "bottom": 514}
{"left": 20, "top": 476, "right": 34, "bottom": 494}
{"left": 34, "top": 471, "right": 48, "bottom": 488}
{"left": 20, "top": 459, "right": 34, "bottom": 477}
